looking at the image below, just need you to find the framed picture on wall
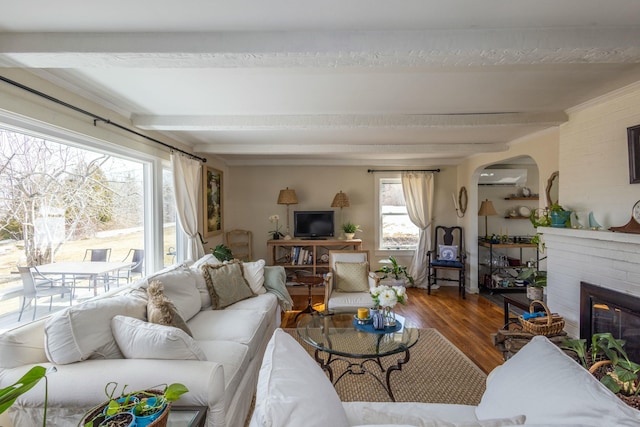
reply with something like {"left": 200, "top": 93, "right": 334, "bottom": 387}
{"left": 628, "top": 124, "right": 640, "bottom": 184}
{"left": 203, "top": 166, "right": 223, "bottom": 236}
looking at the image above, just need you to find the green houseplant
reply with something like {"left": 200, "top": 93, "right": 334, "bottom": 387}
{"left": 375, "top": 256, "right": 415, "bottom": 286}
{"left": 341, "top": 222, "right": 362, "bottom": 239}
{"left": 517, "top": 261, "right": 547, "bottom": 300}
{"left": 212, "top": 244, "right": 233, "bottom": 262}
{"left": 562, "top": 333, "right": 640, "bottom": 398}
{"left": 83, "top": 382, "right": 188, "bottom": 427}
{"left": 0, "top": 365, "right": 50, "bottom": 426}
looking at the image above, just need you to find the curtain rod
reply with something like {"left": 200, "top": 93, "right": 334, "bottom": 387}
{"left": 0, "top": 75, "right": 207, "bottom": 163}
{"left": 367, "top": 168, "right": 440, "bottom": 173}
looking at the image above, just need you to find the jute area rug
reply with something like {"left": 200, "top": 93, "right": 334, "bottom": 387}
{"left": 284, "top": 328, "right": 487, "bottom": 405}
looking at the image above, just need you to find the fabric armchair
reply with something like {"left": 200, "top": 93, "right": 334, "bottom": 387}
{"left": 324, "top": 250, "right": 380, "bottom": 311}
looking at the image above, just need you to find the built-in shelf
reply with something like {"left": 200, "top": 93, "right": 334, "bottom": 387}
{"left": 504, "top": 196, "right": 539, "bottom": 200}
{"left": 504, "top": 216, "right": 531, "bottom": 220}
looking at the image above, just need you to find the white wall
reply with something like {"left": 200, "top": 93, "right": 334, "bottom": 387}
{"left": 559, "top": 81, "right": 640, "bottom": 228}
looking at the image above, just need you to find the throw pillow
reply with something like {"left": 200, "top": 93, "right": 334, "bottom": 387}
{"left": 44, "top": 294, "right": 147, "bottom": 364}
{"left": 334, "top": 261, "right": 369, "bottom": 292}
{"left": 242, "top": 259, "right": 267, "bottom": 295}
{"left": 147, "top": 280, "right": 193, "bottom": 337}
{"left": 143, "top": 263, "right": 201, "bottom": 321}
{"left": 439, "top": 245, "right": 458, "bottom": 261}
{"left": 201, "top": 261, "right": 255, "bottom": 309}
{"left": 476, "top": 335, "right": 640, "bottom": 425}
{"left": 111, "top": 315, "right": 206, "bottom": 361}
{"left": 251, "top": 329, "right": 349, "bottom": 427}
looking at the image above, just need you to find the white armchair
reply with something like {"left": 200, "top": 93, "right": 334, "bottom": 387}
{"left": 324, "top": 250, "right": 380, "bottom": 311}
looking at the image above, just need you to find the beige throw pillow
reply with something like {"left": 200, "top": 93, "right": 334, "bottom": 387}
{"left": 201, "top": 261, "right": 255, "bottom": 309}
{"left": 334, "top": 261, "right": 369, "bottom": 292}
{"left": 147, "top": 280, "right": 193, "bottom": 336}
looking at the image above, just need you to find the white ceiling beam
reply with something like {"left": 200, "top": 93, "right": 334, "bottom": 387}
{"left": 2, "top": 28, "right": 640, "bottom": 68}
{"left": 193, "top": 142, "right": 507, "bottom": 155}
{"left": 134, "top": 112, "right": 567, "bottom": 131}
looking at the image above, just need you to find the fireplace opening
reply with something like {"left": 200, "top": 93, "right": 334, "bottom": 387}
{"left": 580, "top": 282, "right": 640, "bottom": 362}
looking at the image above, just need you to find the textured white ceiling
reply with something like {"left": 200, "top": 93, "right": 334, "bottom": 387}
{"left": 2, "top": 0, "right": 640, "bottom": 165}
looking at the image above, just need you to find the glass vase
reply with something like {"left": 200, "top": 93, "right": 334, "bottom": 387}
{"left": 382, "top": 306, "right": 396, "bottom": 327}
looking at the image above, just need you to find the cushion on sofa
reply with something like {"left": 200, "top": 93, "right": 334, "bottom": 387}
{"left": 476, "top": 335, "right": 640, "bottom": 426}
{"left": 144, "top": 263, "right": 201, "bottom": 321}
{"left": 250, "top": 329, "right": 349, "bottom": 427}
{"left": 44, "top": 294, "right": 147, "bottom": 364}
{"left": 242, "top": 259, "right": 266, "bottom": 295}
{"left": 0, "top": 319, "right": 47, "bottom": 369}
{"left": 111, "top": 315, "right": 206, "bottom": 360}
{"left": 201, "top": 261, "right": 255, "bottom": 309}
{"left": 146, "top": 280, "right": 192, "bottom": 336}
{"left": 191, "top": 253, "right": 221, "bottom": 269}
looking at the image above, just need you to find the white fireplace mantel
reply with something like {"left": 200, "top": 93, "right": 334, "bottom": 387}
{"left": 541, "top": 227, "right": 640, "bottom": 338}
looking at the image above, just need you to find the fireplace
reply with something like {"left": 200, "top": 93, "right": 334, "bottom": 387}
{"left": 580, "top": 282, "right": 640, "bottom": 362}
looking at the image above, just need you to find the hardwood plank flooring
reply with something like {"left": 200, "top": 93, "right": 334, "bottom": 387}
{"left": 280, "top": 286, "right": 505, "bottom": 374}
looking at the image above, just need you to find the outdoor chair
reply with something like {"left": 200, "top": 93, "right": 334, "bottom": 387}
{"left": 112, "top": 249, "right": 145, "bottom": 285}
{"left": 17, "top": 266, "right": 72, "bottom": 321}
{"left": 324, "top": 250, "right": 380, "bottom": 311}
{"left": 82, "top": 248, "right": 111, "bottom": 262}
{"left": 427, "top": 225, "right": 466, "bottom": 298}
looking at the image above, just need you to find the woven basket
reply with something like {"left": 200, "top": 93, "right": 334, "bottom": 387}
{"left": 518, "top": 299, "right": 565, "bottom": 336}
{"left": 83, "top": 389, "right": 170, "bottom": 427}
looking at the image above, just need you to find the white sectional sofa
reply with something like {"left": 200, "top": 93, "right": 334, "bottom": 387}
{"left": 251, "top": 329, "right": 640, "bottom": 427}
{"left": 0, "top": 254, "right": 291, "bottom": 427}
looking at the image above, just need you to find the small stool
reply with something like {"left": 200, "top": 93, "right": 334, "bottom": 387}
{"left": 293, "top": 275, "right": 324, "bottom": 321}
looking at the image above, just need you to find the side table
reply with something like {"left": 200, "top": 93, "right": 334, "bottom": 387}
{"left": 168, "top": 406, "right": 207, "bottom": 427}
{"left": 293, "top": 275, "right": 324, "bottom": 320}
{"left": 502, "top": 293, "right": 545, "bottom": 326}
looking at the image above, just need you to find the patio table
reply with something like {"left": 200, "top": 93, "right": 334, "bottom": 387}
{"left": 36, "top": 261, "right": 133, "bottom": 296}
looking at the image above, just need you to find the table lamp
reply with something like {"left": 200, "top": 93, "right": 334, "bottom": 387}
{"left": 277, "top": 187, "right": 298, "bottom": 239}
{"left": 331, "top": 190, "right": 350, "bottom": 238}
{"left": 478, "top": 199, "right": 498, "bottom": 239}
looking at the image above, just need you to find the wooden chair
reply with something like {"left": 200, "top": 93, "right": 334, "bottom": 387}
{"left": 427, "top": 226, "right": 466, "bottom": 298}
{"left": 225, "top": 229, "right": 252, "bottom": 261}
{"left": 324, "top": 250, "right": 380, "bottom": 311}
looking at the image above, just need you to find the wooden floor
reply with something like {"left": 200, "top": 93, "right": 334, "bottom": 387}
{"left": 280, "top": 286, "right": 505, "bottom": 374}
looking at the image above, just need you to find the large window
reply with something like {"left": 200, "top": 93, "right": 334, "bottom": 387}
{"left": 0, "top": 125, "right": 175, "bottom": 326}
{"left": 378, "top": 177, "right": 419, "bottom": 251}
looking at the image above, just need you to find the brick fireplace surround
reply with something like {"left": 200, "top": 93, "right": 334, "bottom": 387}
{"left": 544, "top": 227, "right": 640, "bottom": 339}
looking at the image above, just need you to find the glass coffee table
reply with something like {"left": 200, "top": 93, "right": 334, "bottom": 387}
{"left": 296, "top": 309, "right": 419, "bottom": 401}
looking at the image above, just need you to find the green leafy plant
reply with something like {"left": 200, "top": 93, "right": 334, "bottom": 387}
{"left": 212, "top": 244, "right": 233, "bottom": 262}
{"left": 562, "top": 333, "right": 640, "bottom": 396}
{"left": 0, "top": 365, "right": 49, "bottom": 423}
{"left": 517, "top": 259, "right": 547, "bottom": 288}
{"left": 341, "top": 222, "right": 362, "bottom": 234}
{"left": 83, "top": 383, "right": 189, "bottom": 427}
{"left": 375, "top": 256, "right": 415, "bottom": 286}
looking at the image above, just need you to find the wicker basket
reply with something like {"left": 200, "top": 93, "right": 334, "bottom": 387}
{"left": 518, "top": 300, "right": 565, "bottom": 336}
{"left": 83, "top": 389, "right": 170, "bottom": 427}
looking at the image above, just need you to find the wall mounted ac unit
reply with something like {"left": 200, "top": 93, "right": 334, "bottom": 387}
{"left": 479, "top": 169, "right": 527, "bottom": 186}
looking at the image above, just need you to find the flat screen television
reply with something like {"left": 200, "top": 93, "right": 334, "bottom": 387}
{"left": 293, "top": 211, "right": 335, "bottom": 239}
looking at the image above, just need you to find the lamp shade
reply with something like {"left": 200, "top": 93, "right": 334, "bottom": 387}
{"left": 478, "top": 199, "right": 498, "bottom": 216}
{"left": 277, "top": 187, "right": 298, "bottom": 205}
{"left": 331, "top": 191, "right": 350, "bottom": 208}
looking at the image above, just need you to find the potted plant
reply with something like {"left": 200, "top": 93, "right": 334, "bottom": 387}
{"left": 562, "top": 333, "right": 640, "bottom": 403}
{"left": 211, "top": 243, "right": 233, "bottom": 262}
{"left": 375, "top": 256, "right": 415, "bottom": 286}
{"left": 0, "top": 365, "right": 51, "bottom": 426}
{"left": 268, "top": 214, "right": 284, "bottom": 240}
{"left": 517, "top": 263, "right": 547, "bottom": 300}
{"left": 83, "top": 383, "right": 188, "bottom": 427}
{"left": 548, "top": 203, "right": 571, "bottom": 228}
{"left": 341, "top": 222, "right": 362, "bottom": 239}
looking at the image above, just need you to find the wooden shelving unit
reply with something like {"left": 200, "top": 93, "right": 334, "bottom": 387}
{"left": 267, "top": 238, "right": 363, "bottom": 276}
{"left": 504, "top": 196, "right": 539, "bottom": 200}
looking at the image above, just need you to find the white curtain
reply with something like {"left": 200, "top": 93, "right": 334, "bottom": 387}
{"left": 171, "top": 153, "right": 205, "bottom": 262}
{"left": 401, "top": 172, "right": 434, "bottom": 288}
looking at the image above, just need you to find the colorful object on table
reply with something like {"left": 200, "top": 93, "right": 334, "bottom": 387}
{"left": 357, "top": 308, "right": 369, "bottom": 319}
{"left": 522, "top": 311, "right": 545, "bottom": 320}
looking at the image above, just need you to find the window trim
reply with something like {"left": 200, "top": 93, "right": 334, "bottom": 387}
{"left": 374, "top": 173, "right": 417, "bottom": 257}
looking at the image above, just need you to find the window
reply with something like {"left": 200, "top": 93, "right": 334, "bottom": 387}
{"left": 377, "top": 177, "right": 419, "bottom": 251}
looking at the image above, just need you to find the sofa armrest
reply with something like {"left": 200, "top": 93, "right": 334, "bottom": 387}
{"left": 7, "top": 359, "right": 225, "bottom": 411}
